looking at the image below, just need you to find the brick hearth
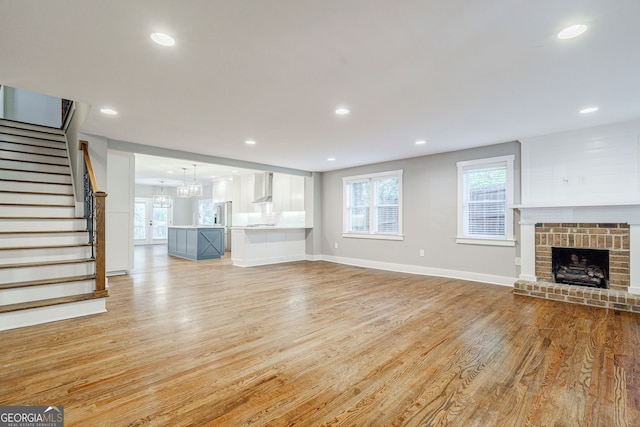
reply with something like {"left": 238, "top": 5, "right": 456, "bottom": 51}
{"left": 514, "top": 280, "right": 640, "bottom": 313}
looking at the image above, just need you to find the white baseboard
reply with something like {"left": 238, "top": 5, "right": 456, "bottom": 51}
{"left": 305, "top": 254, "right": 323, "bottom": 261}
{"left": 0, "top": 297, "right": 107, "bottom": 331}
{"left": 320, "top": 255, "right": 516, "bottom": 287}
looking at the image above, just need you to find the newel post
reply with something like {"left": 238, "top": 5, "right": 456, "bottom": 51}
{"left": 94, "top": 191, "right": 108, "bottom": 297}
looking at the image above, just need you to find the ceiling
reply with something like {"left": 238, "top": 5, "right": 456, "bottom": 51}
{"left": 1, "top": 0, "right": 639, "bottom": 173}
{"left": 134, "top": 154, "right": 256, "bottom": 187}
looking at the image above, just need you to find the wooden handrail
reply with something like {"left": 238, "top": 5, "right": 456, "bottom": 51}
{"left": 78, "top": 140, "right": 107, "bottom": 298}
{"left": 78, "top": 140, "right": 99, "bottom": 192}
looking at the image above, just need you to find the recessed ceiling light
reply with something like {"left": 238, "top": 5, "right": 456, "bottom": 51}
{"left": 151, "top": 32, "right": 176, "bottom": 46}
{"left": 231, "top": 170, "right": 238, "bottom": 173}
{"left": 210, "top": 175, "right": 216, "bottom": 178}
{"left": 328, "top": 157, "right": 336, "bottom": 161}
{"left": 245, "top": 140, "right": 256, "bottom": 145}
{"left": 335, "top": 107, "right": 350, "bottom": 115}
{"left": 415, "top": 140, "right": 427, "bottom": 145}
{"left": 579, "top": 106, "right": 599, "bottom": 114}
{"left": 557, "top": 24, "right": 587, "bottom": 40}
{"left": 100, "top": 108, "right": 118, "bottom": 115}
{"left": 167, "top": 171, "right": 174, "bottom": 174}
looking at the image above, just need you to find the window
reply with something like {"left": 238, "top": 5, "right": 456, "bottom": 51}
{"left": 457, "top": 155, "right": 515, "bottom": 246}
{"left": 343, "top": 170, "right": 403, "bottom": 240}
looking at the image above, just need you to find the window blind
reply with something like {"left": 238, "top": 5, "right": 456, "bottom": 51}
{"left": 462, "top": 166, "right": 507, "bottom": 238}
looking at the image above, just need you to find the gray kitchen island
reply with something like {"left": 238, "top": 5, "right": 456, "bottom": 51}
{"left": 167, "top": 226, "right": 225, "bottom": 260}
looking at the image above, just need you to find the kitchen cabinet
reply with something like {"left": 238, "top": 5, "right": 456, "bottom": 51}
{"left": 232, "top": 174, "right": 256, "bottom": 213}
{"left": 212, "top": 177, "right": 233, "bottom": 202}
{"left": 168, "top": 226, "right": 225, "bottom": 260}
{"left": 272, "top": 173, "right": 305, "bottom": 212}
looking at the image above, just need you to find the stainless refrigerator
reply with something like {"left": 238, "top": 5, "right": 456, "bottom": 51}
{"left": 214, "top": 201, "right": 232, "bottom": 251}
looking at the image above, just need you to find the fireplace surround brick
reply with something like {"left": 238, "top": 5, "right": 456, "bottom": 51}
{"left": 534, "top": 222, "right": 630, "bottom": 291}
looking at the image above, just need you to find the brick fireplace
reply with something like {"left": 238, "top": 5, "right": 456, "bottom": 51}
{"left": 514, "top": 205, "right": 640, "bottom": 313}
{"left": 535, "top": 223, "right": 629, "bottom": 291}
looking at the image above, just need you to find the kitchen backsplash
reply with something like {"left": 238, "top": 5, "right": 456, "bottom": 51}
{"left": 232, "top": 211, "right": 305, "bottom": 227}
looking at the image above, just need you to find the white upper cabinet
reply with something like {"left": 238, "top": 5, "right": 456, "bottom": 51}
{"left": 272, "top": 173, "right": 305, "bottom": 212}
{"left": 212, "top": 177, "right": 233, "bottom": 202}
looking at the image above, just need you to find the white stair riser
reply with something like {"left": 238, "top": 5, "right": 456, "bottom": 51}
{"left": 1, "top": 150, "right": 69, "bottom": 166}
{"left": 0, "top": 180, "right": 72, "bottom": 194}
{"left": 0, "top": 280, "right": 95, "bottom": 305}
{"left": 0, "top": 169, "right": 72, "bottom": 184}
{"left": 0, "top": 119, "right": 65, "bottom": 136}
{"left": 0, "top": 262, "right": 94, "bottom": 284}
{"left": 0, "top": 192, "right": 74, "bottom": 204}
{"left": 0, "top": 232, "right": 89, "bottom": 247}
{"left": 0, "top": 141, "right": 67, "bottom": 157}
{"left": 0, "top": 298, "right": 106, "bottom": 331}
{"left": 0, "top": 219, "right": 85, "bottom": 232}
{"left": 0, "top": 246, "right": 93, "bottom": 265}
{"left": 0, "top": 205, "right": 75, "bottom": 218}
{"left": 0, "top": 125, "right": 65, "bottom": 142}
{"left": 0, "top": 159, "right": 69, "bottom": 174}
{"left": 0, "top": 134, "right": 66, "bottom": 150}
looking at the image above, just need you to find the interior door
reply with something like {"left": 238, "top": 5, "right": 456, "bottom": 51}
{"left": 134, "top": 198, "right": 172, "bottom": 245}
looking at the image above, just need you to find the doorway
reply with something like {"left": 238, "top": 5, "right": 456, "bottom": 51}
{"left": 134, "top": 198, "right": 173, "bottom": 245}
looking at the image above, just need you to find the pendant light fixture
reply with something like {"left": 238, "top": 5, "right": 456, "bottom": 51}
{"left": 152, "top": 180, "right": 172, "bottom": 208}
{"left": 188, "top": 164, "right": 203, "bottom": 197}
{"left": 177, "top": 167, "right": 191, "bottom": 198}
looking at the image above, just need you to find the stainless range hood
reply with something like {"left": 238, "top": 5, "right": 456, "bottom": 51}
{"left": 252, "top": 172, "right": 273, "bottom": 203}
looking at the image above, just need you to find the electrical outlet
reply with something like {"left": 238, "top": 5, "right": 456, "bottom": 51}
{"left": 515, "top": 257, "right": 521, "bottom": 266}
{"left": 419, "top": 249, "right": 425, "bottom": 257}
{"left": 334, "top": 242, "right": 338, "bottom": 249}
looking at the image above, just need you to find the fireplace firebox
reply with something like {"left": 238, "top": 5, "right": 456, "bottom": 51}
{"left": 552, "top": 247, "right": 609, "bottom": 289}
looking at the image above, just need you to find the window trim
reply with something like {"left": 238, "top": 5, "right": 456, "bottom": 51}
{"left": 456, "top": 155, "right": 515, "bottom": 246}
{"left": 342, "top": 169, "right": 404, "bottom": 240}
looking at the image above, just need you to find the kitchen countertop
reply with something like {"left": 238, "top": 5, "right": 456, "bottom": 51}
{"left": 231, "top": 226, "right": 310, "bottom": 230}
{"left": 169, "top": 225, "right": 225, "bottom": 229}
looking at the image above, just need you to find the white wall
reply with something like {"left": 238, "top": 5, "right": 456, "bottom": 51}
{"left": 320, "top": 142, "right": 521, "bottom": 285}
{"left": 520, "top": 119, "right": 640, "bottom": 206}
{"left": 2, "top": 87, "right": 61, "bottom": 127}
{"left": 106, "top": 151, "right": 135, "bottom": 274}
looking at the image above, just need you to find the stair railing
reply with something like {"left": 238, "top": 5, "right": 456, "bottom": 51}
{"left": 78, "top": 140, "right": 108, "bottom": 298}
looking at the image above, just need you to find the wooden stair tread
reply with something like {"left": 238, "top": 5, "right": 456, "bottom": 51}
{"left": 0, "top": 189, "right": 73, "bottom": 196}
{"left": 0, "top": 129, "right": 66, "bottom": 144}
{"left": 0, "top": 274, "right": 95, "bottom": 290}
{"left": 0, "top": 157, "right": 69, "bottom": 168}
{"left": 0, "top": 146, "right": 67, "bottom": 158}
{"left": 0, "top": 167, "right": 70, "bottom": 176}
{"left": 0, "top": 258, "right": 94, "bottom": 269}
{"left": 0, "top": 178, "right": 72, "bottom": 186}
{"left": 0, "top": 293, "right": 105, "bottom": 314}
{"left": 0, "top": 230, "right": 87, "bottom": 235}
{"left": 0, "top": 216, "right": 83, "bottom": 220}
{"left": 0, "top": 118, "right": 66, "bottom": 133}
{"left": 0, "top": 243, "right": 92, "bottom": 251}
{"left": 0, "top": 138, "right": 67, "bottom": 151}
{"left": 0, "top": 202, "right": 74, "bottom": 207}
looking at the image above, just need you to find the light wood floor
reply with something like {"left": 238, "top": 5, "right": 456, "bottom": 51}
{"left": 1, "top": 246, "right": 639, "bottom": 426}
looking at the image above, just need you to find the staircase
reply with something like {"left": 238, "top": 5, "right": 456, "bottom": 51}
{"left": 0, "top": 118, "right": 107, "bottom": 331}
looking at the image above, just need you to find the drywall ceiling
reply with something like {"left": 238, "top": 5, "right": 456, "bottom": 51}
{"left": 1, "top": 0, "right": 639, "bottom": 172}
{"left": 134, "top": 154, "right": 257, "bottom": 187}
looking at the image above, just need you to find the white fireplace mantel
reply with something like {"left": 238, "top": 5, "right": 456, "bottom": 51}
{"left": 514, "top": 203, "right": 640, "bottom": 225}
{"left": 515, "top": 203, "right": 640, "bottom": 295}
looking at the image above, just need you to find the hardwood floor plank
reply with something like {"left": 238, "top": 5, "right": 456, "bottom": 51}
{"left": 1, "top": 245, "right": 639, "bottom": 426}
